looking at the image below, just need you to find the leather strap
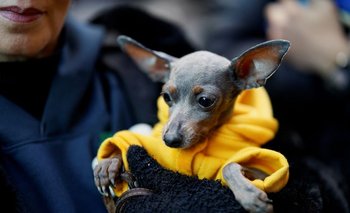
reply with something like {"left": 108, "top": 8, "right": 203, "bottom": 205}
{"left": 115, "top": 187, "right": 153, "bottom": 212}
{"left": 114, "top": 171, "right": 153, "bottom": 213}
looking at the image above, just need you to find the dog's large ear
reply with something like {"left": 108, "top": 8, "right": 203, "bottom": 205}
{"left": 117, "top": 35, "right": 177, "bottom": 83}
{"left": 230, "top": 40, "right": 290, "bottom": 90}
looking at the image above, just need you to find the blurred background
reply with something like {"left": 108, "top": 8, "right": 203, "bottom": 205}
{"left": 70, "top": 0, "right": 207, "bottom": 47}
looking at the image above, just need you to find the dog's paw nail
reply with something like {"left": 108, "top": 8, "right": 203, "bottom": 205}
{"left": 97, "top": 187, "right": 104, "bottom": 196}
{"left": 102, "top": 186, "right": 109, "bottom": 196}
{"left": 108, "top": 186, "right": 115, "bottom": 197}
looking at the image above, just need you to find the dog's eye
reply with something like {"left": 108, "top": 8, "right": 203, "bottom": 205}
{"left": 198, "top": 97, "right": 215, "bottom": 108}
{"left": 162, "top": 92, "right": 172, "bottom": 104}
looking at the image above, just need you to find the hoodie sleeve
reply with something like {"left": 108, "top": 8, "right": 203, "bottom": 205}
{"left": 217, "top": 147, "right": 289, "bottom": 193}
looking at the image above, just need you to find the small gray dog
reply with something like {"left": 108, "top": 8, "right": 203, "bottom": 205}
{"left": 94, "top": 35, "right": 290, "bottom": 213}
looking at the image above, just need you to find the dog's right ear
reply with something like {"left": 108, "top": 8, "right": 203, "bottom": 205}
{"left": 117, "top": 35, "right": 177, "bottom": 83}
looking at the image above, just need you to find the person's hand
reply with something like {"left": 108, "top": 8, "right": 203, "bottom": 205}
{"left": 265, "top": 0, "right": 349, "bottom": 79}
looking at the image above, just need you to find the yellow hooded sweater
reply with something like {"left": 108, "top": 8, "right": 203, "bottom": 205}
{"left": 97, "top": 88, "right": 289, "bottom": 196}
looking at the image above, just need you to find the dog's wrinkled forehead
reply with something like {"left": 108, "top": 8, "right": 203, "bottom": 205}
{"left": 170, "top": 51, "right": 230, "bottom": 83}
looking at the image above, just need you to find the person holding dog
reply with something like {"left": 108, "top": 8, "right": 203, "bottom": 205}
{"left": 0, "top": 1, "right": 195, "bottom": 212}
{"left": 0, "top": 1, "right": 134, "bottom": 212}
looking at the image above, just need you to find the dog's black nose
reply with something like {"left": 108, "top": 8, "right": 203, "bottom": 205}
{"left": 163, "top": 133, "right": 183, "bottom": 148}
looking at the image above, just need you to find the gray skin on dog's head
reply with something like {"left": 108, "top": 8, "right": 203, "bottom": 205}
{"left": 117, "top": 35, "right": 290, "bottom": 149}
{"left": 162, "top": 51, "right": 238, "bottom": 148}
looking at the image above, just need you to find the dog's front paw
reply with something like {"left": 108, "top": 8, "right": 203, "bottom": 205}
{"left": 93, "top": 155, "right": 122, "bottom": 197}
{"left": 223, "top": 163, "right": 273, "bottom": 213}
{"left": 235, "top": 186, "right": 273, "bottom": 213}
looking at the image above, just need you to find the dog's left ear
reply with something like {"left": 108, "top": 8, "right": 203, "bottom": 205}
{"left": 231, "top": 40, "right": 290, "bottom": 90}
{"left": 117, "top": 35, "right": 177, "bottom": 83}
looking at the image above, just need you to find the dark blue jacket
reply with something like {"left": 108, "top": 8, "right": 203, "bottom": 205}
{"left": 0, "top": 17, "right": 133, "bottom": 213}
